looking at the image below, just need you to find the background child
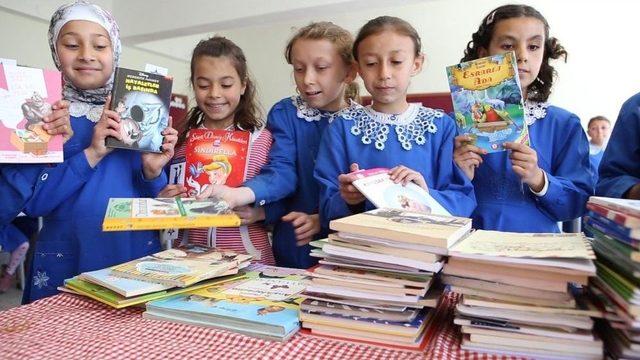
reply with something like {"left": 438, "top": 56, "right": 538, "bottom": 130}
{"left": 200, "top": 22, "right": 359, "bottom": 268}
{"left": 158, "top": 36, "right": 276, "bottom": 265}
{"left": 22, "top": 1, "right": 177, "bottom": 303}
{"left": 453, "top": 4, "right": 594, "bottom": 232}
{"left": 586, "top": 115, "right": 611, "bottom": 175}
{"left": 314, "top": 16, "right": 476, "bottom": 227}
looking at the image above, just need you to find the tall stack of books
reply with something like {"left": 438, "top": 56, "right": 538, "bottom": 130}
{"left": 584, "top": 196, "right": 640, "bottom": 359}
{"left": 443, "top": 230, "right": 602, "bottom": 359}
{"left": 301, "top": 208, "right": 473, "bottom": 351}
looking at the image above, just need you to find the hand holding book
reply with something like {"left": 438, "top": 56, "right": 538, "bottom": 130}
{"left": 85, "top": 95, "right": 121, "bottom": 167}
{"left": 141, "top": 116, "right": 178, "bottom": 179}
{"left": 388, "top": 165, "right": 428, "bottom": 191}
{"left": 42, "top": 99, "right": 73, "bottom": 142}
{"left": 504, "top": 142, "right": 545, "bottom": 193}
{"left": 339, "top": 163, "right": 366, "bottom": 205}
{"left": 453, "top": 135, "right": 487, "bottom": 180}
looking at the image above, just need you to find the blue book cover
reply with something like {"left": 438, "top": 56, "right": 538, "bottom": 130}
{"left": 587, "top": 211, "right": 640, "bottom": 240}
{"left": 586, "top": 216, "right": 640, "bottom": 249}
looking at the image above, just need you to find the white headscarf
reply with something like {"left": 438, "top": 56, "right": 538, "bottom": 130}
{"left": 48, "top": 1, "right": 121, "bottom": 122}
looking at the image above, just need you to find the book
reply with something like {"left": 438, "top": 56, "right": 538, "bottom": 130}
{"left": 106, "top": 67, "right": 172, "bottom": 153}
{"left": 110, "top": 245, "right": 252, "bottom": 287}
{"left": 329, "top": 208, "right": 472, "bottom": 252}
{"left": 300, "top": 308, "right": 430, "bottom": 337}
{"left": 441, "top": 274, "right": 572, "bottom": 302}
{"left": 456, "top": 304, "right": 594, "bottom": 330}
{"left": 0, "top": 64, "right": 63, "bottom": 163}
{"left": 587, "top": 202, "right": 640, "bottom": 229}
{"left": 461, "top": 295, "right": 602, "bottom": 318}
{"left": 78, "top": 268, "right": 172, "bottom": 297}
{"left": 102, "top": 197, "right": 241, "bottom": 231}
{"left": 300, "top": 298, "right": 420, "bottom": 322}
{"left": 590, "top": 196, "right": 640, "bottom": 218}
{"left": 351, "top": 168, "right": 451, "bottom": 216}
{"left": 587, "top": 211, "right": 640, "bottom": 240}
{"left": 446, "top": 51, "right": 528, "bottom": 153}
{"left": 326, "top": 235, "right": 442, "bottom": 263}
{"left": 184, "top": 129, "right": 250, "bottom": 197}
{"left": 455, "top": 317, "right": 595, "bottom": 341}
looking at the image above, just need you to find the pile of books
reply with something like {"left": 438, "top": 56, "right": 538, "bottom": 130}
{"left": 584, "top": 196, "right": 640, "bottom": 359}
{"left": 443, "top": 230, "right": 602, "bottom": 359}
{"left": 63, "top": 245, "right": 251, "bottom": 308}
{"left": 301, "top": 208, "right": 473, "bottom": 351}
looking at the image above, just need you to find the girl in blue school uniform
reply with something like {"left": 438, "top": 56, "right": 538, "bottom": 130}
{"left": 314, "top": 16, "right": 476, "bottom": 226}
{"left": 453, "top": 4, "right": 594, "bottom": 232}
{"left": 200, "top": 22, "right": 360, "bottom": 268}
{"left": 22, "top": 1, "right": 178, "bottom": 302}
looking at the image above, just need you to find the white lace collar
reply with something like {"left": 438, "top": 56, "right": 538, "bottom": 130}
{"left": 291, "top": 96, "right": 351, "bottom": 123}
{"left": 342, "top": 104, "right": 441, "bottom": 151}
{"left": 524, "top": 100, "right": 549, "bottom": 126}
{"left": 69, "top": 101, "right": 104, "bottom": 123}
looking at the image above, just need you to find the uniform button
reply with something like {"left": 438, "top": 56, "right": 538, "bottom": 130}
{"left": 259, "top": 200, "right": 266, "bottom": 206}
{"left": 41, "top": 173, "right": 48, "bottom": 181}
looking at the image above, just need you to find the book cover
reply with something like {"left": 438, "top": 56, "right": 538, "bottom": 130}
{"left": 0, "top": 64, "right": 63, "bottom": 163}
{"left": 590, "top": 196, "right": 640, "bottom": 218}
{"left": 102, "top": 197, "right": 241, "bottom": 231}
{"left": 184, "top": 129, "right": 250, "bottom": 196}
{"left": 78, "top": 268, "right": 172, "bottom": 297}
{"left": 587, "top": 202, "right": 640, "bottom": 229}
{"left": 109, "top": 245, "right": 251, "bottom": 287}
{"left": 447, "top": 51, "right": 528, "bottom": 152}
{"left": 106, "top": 67, "right": 172, "bottom": 153}
{"left": 587, "top": 211, "right": 640, "bottom": 240}
{"left": 351, "top": 168, "right": 451, "bottom": 216}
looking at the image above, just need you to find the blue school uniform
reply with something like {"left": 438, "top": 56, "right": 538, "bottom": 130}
{"left": 22, "top": 115, "right": 167, "bottom": 303}
{"left": 471, "top": 102, "right": 594, "bottom": 232}
{"left": 0, "top": 165, "right": 42, "bottom": 225}
{"left": 597, "top": 93, "right": 640, "bottom": 198}
{"left": 243, "top": 96, "right": 357, "bottom": 268}
{"left": 314, "top": 104, "right": 476, "bottom": 226}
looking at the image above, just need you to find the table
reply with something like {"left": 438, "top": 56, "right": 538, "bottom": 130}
{"left": 0, "top": 291, "right": 525, "bottom": 360}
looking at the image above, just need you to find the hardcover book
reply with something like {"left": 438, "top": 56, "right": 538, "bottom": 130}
{"left": 447, "top": 51, "right": 528, "bottom": 152}
{"left": 106, "top": 67, "right": 172, "bottom": 153}
{"left": 0, "top": 64, "right": 63, "bottom": 163}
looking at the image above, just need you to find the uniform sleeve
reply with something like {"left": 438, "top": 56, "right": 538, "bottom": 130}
{"left": 135, "top": 168, "right": 168, "bottom": 198}
{"left": 597, "top": 95, "right": 640, "bottom": 198}
{"left": 534, "top": 115, "right": 594, "bottom": 221}
{"left": 263, "top": 200, "right": 289, "bottom": 226}
{"left": 243, "top": 104, "right": 298, "bottom": 206}
{"left": 428, "top": 117, "right": 477, "bottom": 217}
{"left": 0, "top": 165, "right": 41, "bottom": 224}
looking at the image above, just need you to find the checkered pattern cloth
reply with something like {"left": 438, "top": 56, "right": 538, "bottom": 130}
{"left": 0, "top": 291, "right": 525, "bottom": 359}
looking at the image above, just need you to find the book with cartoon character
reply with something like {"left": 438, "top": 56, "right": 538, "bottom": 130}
{"left": 143, "top": 264, "right": 307, "bottom": 341}
{"left": 446, "top": 51, "right": 528, "bottom": 153}
{"left": 184, "top": 129, "right": 250, "bottom": 197}
{"left": 0, "top": 64, "right": 63, "bottom": 163}
{"left": 102, "top": 197, "right": 241, "bottom": 231}
{"left": 106, "top": 67, "right": 173, "bottom": 153}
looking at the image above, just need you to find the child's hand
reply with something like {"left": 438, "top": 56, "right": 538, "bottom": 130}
{"left": 388, "top": 165, "right": 428, "bottom": 191}
{"left": 338, "top": 163, "right": 365, "bottom": 205}
{"left": 142, "top": 117, "right": 178, "bottom": 179}
{"left": 84, "top": 95, "right": 121, "bottom": 167}
{"left": 281, "top": 211, "right": 320, "bottom": 246}
{"left": 158, "top": 184, "right": 187, "bottom": 198}
{"left": 234, "top": 205, "right": 265, "bottom": 225}
{"left": 453, "top": 135, "right": 486, "bottom": 180}
{"left": 504, "top": 142, "right": 545, "bottom": 192}
{"left": 42, "top": 100, "right": 74, "bottom": 143}
{"left": 197, "top": 185, "right": 255, "bottom": 210}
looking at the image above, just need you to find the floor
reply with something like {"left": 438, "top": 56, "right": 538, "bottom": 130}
{"left": 0, "top": 279, "right": 22, "bottom": 311}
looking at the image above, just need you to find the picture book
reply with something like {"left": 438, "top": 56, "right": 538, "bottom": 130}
{"left": 184, "top": 129, "right": 250, "bottom": 196}
{"left": 109, "top": 245, "right": 252, "bottom": 287}
{"left": 106, "top": 67, "right": 172, "bottom": 153}
{"left": 351, "top": 168, "right": 451, "bottom": 216}
{"left": 0, "top": 64, "right": 63, "bottom": 163}
{"left": 102, "top": 197, "right": 241, "bottom": 231}
{"left": 447, "top": 51, "right": 528, "bottom": 152}
{"left": 78, "top": 268, "right": 172, "bottom": 297}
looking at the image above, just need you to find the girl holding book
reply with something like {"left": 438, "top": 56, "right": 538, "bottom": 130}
{"left": 22, "top": 1, "right": 178, "bottom": 303}
{"left": 453, "top": 4, "right": 594, "bottom": 232}
{"left": 198, "top": 22, "right": 361, "bottom": 268}
{"left": 157, "top": 36, "right": 276, "bottom": 265}
{"left": 314, "top": 16, "right": 476, "bottom": 227}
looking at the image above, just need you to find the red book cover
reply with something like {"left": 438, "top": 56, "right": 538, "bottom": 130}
{"left": 184, "top": 129, "right": 250, "bottom": 196}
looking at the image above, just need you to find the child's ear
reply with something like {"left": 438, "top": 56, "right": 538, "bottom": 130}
{"left": 240, "top": 80, "right": 247, "bottom": 96}
{"left": 345, "top": 62, "right": 358, "bottom": 84}
{"left": 411, "top": 53, "right": 425, "bottom": 76}
{"left": 478, "top": 47, "right": 488, "bottom": 58}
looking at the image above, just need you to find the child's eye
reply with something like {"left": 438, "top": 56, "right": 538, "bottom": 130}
{"left": 316, "top": 66, "right": 328, "bottom": 71}
{"left": 221, "top": 84, "right": 233, "bottom": 88}
{"left": 294, "top": 67, "right": 304, "bottom": 73}
{"left": 94, "top": 45, "right": 108, "bottom": 50}
{"left": 528, "top": 45, "right": 541, "bottom": 51}
{"left": 500, "top": 44, "right": 514, "bottom": 50}
{"left": 391, "top": 60, "right": 403, "bottom": 65}
{"left": 63, "top": 44, "right": 79, "bottom": 49}
{"left": 365, "top": 62, "right": 377, "bottom": 67}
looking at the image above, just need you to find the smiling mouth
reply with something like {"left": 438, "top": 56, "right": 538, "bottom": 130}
{"left": 305, "top": 91, "right": 322, "bottom": 96}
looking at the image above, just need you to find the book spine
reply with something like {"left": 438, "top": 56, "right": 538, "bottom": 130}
{"left": 587, "top": 211, "right": 639, "bottom": 240}
{"left": 587, "top": 203, "right": 640, "bottom": 229}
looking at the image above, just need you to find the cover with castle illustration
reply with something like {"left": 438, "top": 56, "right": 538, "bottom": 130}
{"left": 106, "top": 67, "right": 173, "bottom": 153}
{"left": 0, "top": 64, "right": 63, "bottom": 163}
{"left": 446, "top": 51, "right": 528, "bottom": 152}
{"left": 184, "top": 129, "right": 250, "bottom": 197}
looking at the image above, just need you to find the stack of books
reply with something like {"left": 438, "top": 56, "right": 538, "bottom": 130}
{"left": 143, "top": 264, "right": 308, "bottom": 341}
{"left": 64, "top": 245, "right": 251, "bottom": 308}
{"left": 301, "top": 208, "right": 473, "bottom": 351}
{"left": 584, "top": 196, "right": 640, "bottom": 359}
{"left": 443, "top": 230, "right": 602, "bottom": 359}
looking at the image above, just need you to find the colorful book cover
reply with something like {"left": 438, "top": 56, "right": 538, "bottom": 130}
{"left": 447, "top": 51, "right": 528, "bottom": 152}
{"left": 590, "top": 196, "right": 640, "bottom": 219}
{"left": 79, "top": 268, "right": 172, "bottom": 297}
{"left": 0, "top": 64, "right": 63, "bottom": 163}
{"left": 102, "top": 197, "right": 241, "bottom": 231}
{"left": 352, "top": 168, "right": 451, "bottom": 216}
{"left": 109, "top": 245, "right": 252, "bottom": 287}
{"left": 184, "top": 129, "right": 250, "bottom": 196}
{"left": 106, "top": 67, "right": 173, "bottom": 153}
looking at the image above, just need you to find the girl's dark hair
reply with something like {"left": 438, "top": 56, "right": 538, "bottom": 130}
{"left": 178, "top": 36, "right": 262, "bottom": 146}
{"left": 285, "top": 21, "right": 359, "bottom": 104}
{"left": 462, "top": 4, "right": 567, "bottom": 102}
{"left": 353, "top": 16, "right": 421, "bottom": 61}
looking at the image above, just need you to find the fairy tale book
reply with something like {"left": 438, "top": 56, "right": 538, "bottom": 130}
{"left": 446, "top": 51, "right": 528, "bottom": 153}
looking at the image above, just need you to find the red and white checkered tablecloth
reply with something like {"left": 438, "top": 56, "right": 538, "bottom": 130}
{"left": 0, "top": 291, "right": 527, "bottom": 360}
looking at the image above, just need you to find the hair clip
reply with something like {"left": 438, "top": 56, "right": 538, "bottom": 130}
{"left": 485, "top": 11, "right": 496, "bottom": 26}
{"left": 536, "top": 77, "right": 545, "bottom": 85}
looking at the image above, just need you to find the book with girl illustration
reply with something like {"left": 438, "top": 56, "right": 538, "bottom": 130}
{"left": 447, "top": 51, "right": 528, "bottom": 152}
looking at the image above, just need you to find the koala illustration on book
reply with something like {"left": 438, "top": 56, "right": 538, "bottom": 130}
{"left": 21, "top": 92, "right": 52, "bottom": 130}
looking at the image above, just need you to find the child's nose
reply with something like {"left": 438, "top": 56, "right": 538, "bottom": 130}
{"left": 79, "top": 46, "right": 95, "bottom": 61}
{"left": 379, "top": 63, "right": 391, "bottom": 80}
{"left": 303, "top": 70, "right": 316, "bottom": 85}
{"left": 515, "top": 44, "right": 528, "bottom": 63}
{"left": 209, "top": 84, "right": 222, "bottom": 98}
